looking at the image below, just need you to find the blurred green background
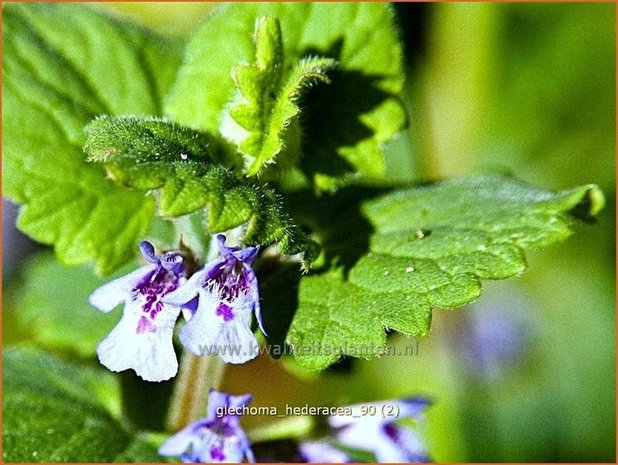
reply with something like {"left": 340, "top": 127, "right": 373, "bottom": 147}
{"left": 4, "top": 3, "right": 615, "bottom": 462}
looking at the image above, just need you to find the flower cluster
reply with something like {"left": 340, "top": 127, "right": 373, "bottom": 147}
{"left": 163, "top": 234, "right": 263, "bottom": 364}
{"left": 158, "top": 394, "right": 431, "bottom": 463}
{"left": 302, "top": 397, "right": 431, "bottom": 463}
{"left": 92, "top": 237, "right": 432, "bottom": 464}
{"left": 160, "top": 389, "right": 255, "bottom": 463}
{"left": 89, "top": 235, "right": 262, "bottom": 381}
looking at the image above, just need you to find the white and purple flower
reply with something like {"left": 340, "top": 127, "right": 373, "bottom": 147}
{"left": 159, "top": 389, "right": 255, "bottom": 463}
{"left": 329, "top": 398, "right": 431, "bottom": 463}
{"left": 89, "top": 241, "right": 186, "bottom": 382}
{"left": 163, "top": 234, "right": 262, "bottom": 364}
{"left": 298, "top": 442, "right": 350, "bottom": 463}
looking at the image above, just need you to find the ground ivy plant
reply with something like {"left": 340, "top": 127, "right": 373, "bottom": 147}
{"left": 2, "top": 3, "right": 605, "bottom": 463}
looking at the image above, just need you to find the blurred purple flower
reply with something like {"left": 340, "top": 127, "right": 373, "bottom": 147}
{"left": 329, "top": 398, "right": 431, "bottom": 463}
{"left": 164, "top": 234, "right": 262, "bottom": 364}
{"left": 159, "top": 389, "right": 255, "bottom": 463}
{"left": 299, "top": 441, "right": 350, "bottom": 463}
{"left": 460, "top": 287, "right": 534, "bottom": 381}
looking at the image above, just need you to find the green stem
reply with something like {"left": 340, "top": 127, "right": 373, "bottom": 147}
{"left": 166, "top": 352, "right": 226, "bottom": 432}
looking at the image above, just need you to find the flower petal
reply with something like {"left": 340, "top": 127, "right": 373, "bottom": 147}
{"left": 194, "top": 428, "right": 223, "bottom": 462}
{"left": 385, "top": 426, "right": 429, "bottom": 463}
{"left": 243, "top": 444, "right": 256, "bottom": 463}
{"left": 228, "top": 392, "right": 253, "bottom": 410}
{"left": 215, "top": 234, "right": 259, "bottom": 264}
{"left": 97, "top": 301, "right": 180, "bottom": 381}
{"left": 215, "top": 234, "right": 233, "bottom": 257}
{"left": 160, "top": 251, "right": 185, "bottom": 273}
{"left": 163, "top": 266, "right": 208, "bottom": 307}
{"left": 335, "top": 422, "right": 418, "bottom": 462}
{"left": 177, "top": 290, "right": 222, "bottom": 355}
{"left": 179, "top": 291, "right": 258, "bottom": 364}
{"left": 396, "top": 397, "right": 431, "bottom": 418}
{"left": 334, "top": 420, "right": 382, "bottom": 452}
{"left": 232, "top": 245, "right": 259, "bottom": 265}
{"left": 206, "top": 390, "right": 253, "bottom": 422}
{"left": 206, "top": 389, "right": 231, "bottom": 418}
{"left": 229, "top": 428, "right": 255, "bottom": 463}
{"left": 89, "top": 265, "right": 152, "bottom": 313}
{"left": 159, "top": 422, "right": 203, "bottom": 456}
{"left": 243, "top": 265, "right": 265, "bottom": 335}
{"left": 159, "top": 390, "right": 255, "bottom": 463}
{"left": 370, "top": 434, "right": 411, "bottom": 463}
{"left": 328, "top": 408, "right": 365, "bottom": 429}
{"left": 140, "top": 241, "right": 158, "bottom": 263}
{"left": 180, "top": 296, "right": 199, "bottom": 321}
{"left": 299, "top": 442, "right": 350, "bottom": 463}
{"left": 215, "top": 319, "right": 259, "bottom": 364}
{"left": 329, "top": 398, "right": 430, "bottom": 429}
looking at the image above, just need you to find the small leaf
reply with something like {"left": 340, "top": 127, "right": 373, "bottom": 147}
{"left": 222, "top": 16, "right": 336, "bottom": 175}
{"left": 2, "top": 3, "right": 182, "bottom": 274}
{"left": 166, "top": 3, "right": 405, "bottom": 190}
{"left": 85, "top": 116, "right": 319, "bottom": 264}
{"left": 285, "top": 174, "right": 605, "bottom": 370}
{"left": 2, "top": 348, "right": 154, "bottom": 462}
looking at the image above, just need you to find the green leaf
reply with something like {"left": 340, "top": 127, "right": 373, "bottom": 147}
{"left": 85, "top": 116, "right": 319, "bottom": 264}
{"left": 222, "top": 16, "right": 336, "bottom": 175}
{"left": 113, "top": 438, "right": 162, "bottom": 462}
{"left": 166, "top": 3, "right": 405, "bottom": 190}
{"left": 285, "top": 174, "right": 605, "bottom": 370}
{"left": 84, "top": 115, "right": 241, "bottom": 216}
{"left": 8, "top": 253, "right": 134, "bottom": 357}
{"left": 2, "top": 348, "right": 159, "bottom": 462}
{"left": 2, "top": 3, "right": 182, "bottom": 274}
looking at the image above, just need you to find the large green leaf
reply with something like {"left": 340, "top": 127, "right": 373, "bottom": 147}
{"left": 85, "top": 116, "right": 319, "bottom": 264}
{"left": 2, "top": 3, "right": 182, "bottom": 274}
{"left": 3, "top": 348, "right": 160, "bottom": 462}
{"left": 165, "top": 3, "right": 405, "bottom": 190}
{"left": 283, "top": 174, "right": 605, "bottom": 370}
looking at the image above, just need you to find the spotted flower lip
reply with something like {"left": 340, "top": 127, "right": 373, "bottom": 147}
{"left": 159, "top": 389, "right": 255, "bottom": 463}
{"left": 163, "top": 234, "right": 262, "bottom": 364}
{"left": 88, "top": 241, "right": 186, "bottom": 382}
{"left": 328, "top": 397, "right": 431, "bottom": 463}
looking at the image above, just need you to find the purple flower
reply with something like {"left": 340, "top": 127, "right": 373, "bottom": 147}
{"left": 163, "top": 235, "right": 262, "bottom": 364}
{"left": 89, "top": 241, "right": 186, "bottom": 382}
{"left": 298, "top": 442, "right": 350, "bottom": 463}
{"left": 458, "top": 288, "right": 534, "bottom": 382}
{"left": 329, "top": 398, "right": 431, "bottom": 463}
{"left": 159, "top": 389, "right": 255, "bottom": 463}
